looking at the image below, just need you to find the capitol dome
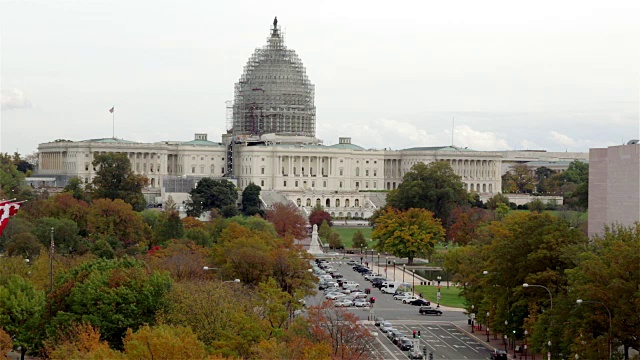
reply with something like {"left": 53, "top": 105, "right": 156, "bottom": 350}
{"left": 232, "top": 17, "right": 316, "bottom": 138}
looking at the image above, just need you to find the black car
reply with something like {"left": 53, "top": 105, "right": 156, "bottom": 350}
{"left": 399, "top": 337, "right": 414, "bottom": 351}
{"left": 489, "top": 349, "right": 508, "bottom": 360}
{"left": 419, "top": 307, "right": 443, "bottom": 315}
{"left": 408, "top": 299, "right": 431, "bottom": 306}
{"left": 374, "top": 317, "right": 384, "bottom": 326}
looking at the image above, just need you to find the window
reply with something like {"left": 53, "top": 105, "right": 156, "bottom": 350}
{"left": 326, "top": 199, "right": 331, "bottom": 207}
{"left": 261, "top": 167, "right": 265, "bottom": 174}
{"left": 85, "top": 163, "right": 89, "bottom": 171}
{"left": 355, "top": 182, "right": 359, "bottom": 188}
{"left": 191, "top": 166, "right": 195, "bottom": 174}
{"left": 311, "top": 181, "right": 315, "bottom": 187}
{"left": 192, "top": 156, "right": 195, "bottom": 160}
{"left": 221, "top": 167, "right": 225, "bottom": 174}
{"left": 366, "top": 181, "right": 369, "bottom": 188}
{"left": 284, "top": 181, "right": 287, "bottom": 187}
{"left": 295, "top": 181, "right": 299, "bottom": 187}
{"left": 374, "top": 170, "right": 377, "bottom": 176}
{"left": 261, "top": 180, "right": 264, "bottom": 187}
{"left": 373, "top": 181, "right": 377, "bottom": 189}
{"left": 345, "top": 199, "right": 350, "bottom": 207}
{"left": 306, "top": 198, "right": 311, "bottom": 206}
{"left": 365, "top": 170, "right": 369, "bottom": 176}
{"left": 316, "top": 198, "right": 321, "bottom": 206}
{"left": 323, "top": 181, "right": 327, "bottom": 187}
{"left": 355, "top": 199, "right": 360, "bottom": 207}
{"left": 339, "top": 181, "right": 343, "bottom": 188}
{"left": 297, "top": 198, "right": 301, "bottom": 206}
{"left": 356, "top": 167, "right": 360, "bottom": 176}
{"left": 339, "top": 168, "right": 343, "bottom": 176}
{"left": 200, "top": 165, "right": 204, "bottom": 174}
{"left": 336, "top": 199, "right": 341, "bottom": 207}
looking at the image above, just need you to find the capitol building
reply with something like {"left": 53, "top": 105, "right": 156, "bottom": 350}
{"left": 34, "top": 19, "right": 585, "bottom": 218}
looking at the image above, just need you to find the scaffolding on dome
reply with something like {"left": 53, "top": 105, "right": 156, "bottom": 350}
{"left": 231, "top": 19, "right": 316, "bottom": 138}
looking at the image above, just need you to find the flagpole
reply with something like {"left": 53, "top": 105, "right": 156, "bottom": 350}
{"left": 112, "top": 105, "right": 115, "bottom": 138}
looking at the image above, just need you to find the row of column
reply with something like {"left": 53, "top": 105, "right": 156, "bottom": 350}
{"left": 278, "top": 155, "right": 330, "bottom": 177}
{"left": 40, "top": 152, "right": 64, "bottom": 170}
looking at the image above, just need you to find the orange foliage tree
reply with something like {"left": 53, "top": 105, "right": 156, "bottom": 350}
{"left": 447, "top": 206, "right": 493, "bottom": 245}
{"left": 123, "top": 324, "right": 207, "bottom": 360}
{"left": 266, "top": 202, "right": 307, "bottom": 240}
{"left": 87, "top": 198, "right": 150, "bottom": 249}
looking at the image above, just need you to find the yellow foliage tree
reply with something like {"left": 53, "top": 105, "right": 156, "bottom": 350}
{"left": 0, "top": 327, "right": 12, "bottom": 358}
{"left": 123, "top": 324, "right": 207, "bottom": 360}
{"left": 47, "top": 322, "right": 123, "bottom": 360}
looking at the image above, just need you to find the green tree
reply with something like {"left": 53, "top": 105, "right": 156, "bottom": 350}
{"left": 0, "top": 153, "right": 32, "bottom": 201}
{"left": 563, "top": 160, "right": 589, "bottom": 184}
{"left": 0, "top": 275, "right": 45, "bottom": 360}
{"left": 484, "top": 193, "right": 510, "bottom": 210}
{"left": 502, "top": 164, "right": 535, "bottom": 194}
{"left": 49, "top": 257, "right": 172, "bottom": 349}
{"left": 91, "top": 153, "right": 148, "bottom": 211}
{"left": 152, "top": 211, "right": 184, "bottom": 247}
{"left": 528, "top": 199, "right": 545, "bottom": 213}
{"left": 318, "top": 220, "right": 331, "bottom": 240}
{"left": 62, "top": 177, "right": 90, "bottom": 202}
{"left": 352, "top": 230, "right": 367, "bottom": 251}
{"left": 91, "top": 239, "right": 116, "bottom": 259}
{"left": 241, "top": 183, "right": 263, "bottom": 216}
{"left": 86, "top": 198, "right": 150, "bottom": 250}
{"left": 386, "top": 162, "right": 468, "bottom": 227}
{"left": 566, "top": 223, "right": 640, "bottom": 359}
{"left": 372, "top": 207, "right": 445, "bottom": 265}
{"left": 33, "top": 217, "right": 81, "bottom": 254}
{"left": 220, "top": 203, "right": 241, "bottom": 218}
{"left": 123, "top": 324, "right": 207, "bottom": 360}
{"left": 327, "top": 231, "right": 343, "bottom": 249}
{"left": 4, "top": 233, "right": 42, "bottom": 259}
{"left": 186, "top": 178, "right": 238, "bottom": 217}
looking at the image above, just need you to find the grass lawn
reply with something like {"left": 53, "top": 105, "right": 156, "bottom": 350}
{"left": 331, "top": 227, "right": 373, "bottom": 249}
{"left": 413, "top": 284, "right": 465, "bottom": 308}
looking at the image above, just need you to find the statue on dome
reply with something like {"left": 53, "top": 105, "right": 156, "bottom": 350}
{"left": 273, "top": 16, "right": 278, "bottom": 28}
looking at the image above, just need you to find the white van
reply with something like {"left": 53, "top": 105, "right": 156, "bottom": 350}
{"left": 342, "top": 281, "right": 360, "bottom": 289}
{"left": 381, "top": 281, "right": 400, "bottom": 294}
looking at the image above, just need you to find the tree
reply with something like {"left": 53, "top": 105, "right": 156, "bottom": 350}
{"left": 220, "top": 204, "right": 240, "bottom": 218}
{"left": 46, "top": 322, "right": 120, "bottom": 360}
{"left": 327, "top": 232, "right": 343, "bottom": 250}
{"left": 502, "top": 164, "right": 535, "bottom": 194}
{"left": 566, "top": 223, "right": 640, "bottom": 359}
{"left": 352, "top": 230, "right": 367, "bottom": 251}
{"left": 33, "top": 217, "right": 81, "bottom": 254}
{"left": 5, "top": 232, "right": 42, "bottom": 259}
{"left": 447, "top": 207, "right": 492, "bottom": 245}
{"left": 187, "top": 178, "right": 238, "bottom": 217}
{"left": 241, "top": 183, "right": 263, "bottom": 216}
{"left": 266, "top": 202, "right": 307, "bottom": 240}
{"left": 306, "top": 301, "right": 376, "bottom": 359}
{"left": 123, "top": 324, "right": 207, "bottom": 360}
{"left": 318, "top": 220, "right": 331, "bottom": 240}
{"left": 484, "top": 193, "right": 510, "bottom": 210}
{"left": 62, "top": 177, "right": 90, "bottom": 202}
{"left": 528, "top": 199, "right": 545, "bottom": 213}
{"left": 0, "top": 275, "right": 45, "bottom": 360}
{"left": 152, "top": 211, "right": 184, "bottom": 247}
{"left": 49, "top": 257, "right": 173, "bottom": 349}
{"left": 91, "top": 153, "right": 148, "bottom": 211}
{"left": 0, "top": 327, "right": 12, "bottom": 358}
{"left": 86, "top": 198, "right": 150, "bottom": 250}
{"left": 309, "top": 204, "right": 332, "bottom": 228}
{"left": 372, "top": 207, "right": 445, "bottom": 265}
{"left": 386, "top": 162, "right": 468, "bottom": 227}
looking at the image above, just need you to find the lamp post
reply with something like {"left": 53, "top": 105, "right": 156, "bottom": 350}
{"left": 471, "top": 305, "right": 475, "bottom": 333}
{"left": 486, "top": 311, "right": 490, "bottom": 342}
{"left": 576, "top": 299, "right": 612, "bottom": 360}
{"left": 402, "top": 264, "right": 406, "bottom": 283}
{"left": 504, "top": 320, "right": 509, "bottom": 350}
{"left": 547, "top": 341, "right": 551, "bottom": 360}
{"left": 504, "top": 335, "right": 508, "bottom": 352}
{"left": 522, "top": 283, "right": 553, "bottom": 310}
{"left": 524, "top": 330, "right": 528, "bottom": 360}
{"left": 412, "top": 270, "right": 415, "bottom": 294}
{"left": 385, "top": 257, "right": 388, "bottom": 276}
{"left": 393, "top": 261, "right": 396, "bottom": 281}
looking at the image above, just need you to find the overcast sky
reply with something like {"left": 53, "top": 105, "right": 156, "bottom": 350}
{"left": 1, "top": 0, "right": 638, "bottom": 155}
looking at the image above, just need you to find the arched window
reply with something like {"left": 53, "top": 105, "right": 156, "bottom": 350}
{"left": 347, "top": 212, "right": 351, "bottom": 218}
{"left": 306, "top": 198, "right": 311, "bottom": 206}
{"left": 331, "top": 212, "right": 335, "bottom": 217}
{"left": 338, "top": 212, "right": 343, "bottom": 217}
{"left": 296, "top": 198, "right": 301, "bottom": 206}
{"left": 151, "top": 178, "right": 155, "bottom": 187}
{"left": 316, "top": 198, "right": 321, "bottom": 206}
{"left": 354, "top": 212, "right": 359, "bottom": 218}
{"left": 482, "top": 184, "right": 486, "bottom": 192}
{"left": 345, "top": 199, "right": 350, "bottom": 207}
{"left": 356, "top": 167, "right": 360, "bottom": 176}
{"left": 326, "top": 199, "right": 331, "bottom": 207}
{"left": 470, "top": 184, "right": 474, "bottom": 191}
{"left": 489, "top": 184, "right": 493, "bottom": 193}
{"left": 336, "top": 199, "right": 341, "bottom": 207}
{"left": 355, "top": 199, "right": 360, "bottom": 207}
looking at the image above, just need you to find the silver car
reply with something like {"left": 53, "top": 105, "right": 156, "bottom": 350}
{"left": 380, "top": 322, "right": 394, "bottom": 333}
{"left": 334, "top": 299, "right": 354, "bottom": 307}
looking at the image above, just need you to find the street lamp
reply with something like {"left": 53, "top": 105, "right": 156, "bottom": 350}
{"left": 412, "top": 270, "right": 415, "bottom": 294}
{"left": 504, "top": 335, "right": 508, "bottom": 352}
{"left": 385, "top": 257, "right": 388, "bottom": 276}
{"left": 547, "top": 341, "right": 552, "bottom": 360}
{"left": 486, "top": 311, "right": 490, "bottom": 342}
{"left": 576, "top": 299, "right": 612, "bottom": 360}
{"left": 471, "top": 305, "right": 475, "bottom": 333}
{"left": 49, "top": 227, "right": 54, "bottom": 293}
{"left": 524, "top": 330, "right": 529, "bottom": 360}
{"left": 402, "top": 264, "right": 406, "bottom": 282}
{"left": 393, "top": 261, "right": 396, "bottom": 281}
{"left": 522, "top": 283, "right": 553, "bottom": 310}
{"left": 504, "top": 320, "right": 508, "bottom": 349}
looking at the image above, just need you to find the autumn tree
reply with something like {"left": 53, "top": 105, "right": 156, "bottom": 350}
{"left": 62, "top": 177, "right": 91, "bottom": 202}
{"left": 48, "top": 257, "right": 172, "bottom": 349}
{"left": 447, "top": 206, "right": 492, "bottom": 245}
{"left": 241, "top": 183, "right": 263, "bottom": 217}
{"left": 484, "top": 193, "right": 510, "bottom": 210}
{"left": 46, "top": 322, "right": 120, "bottom": 360}
{"left": 0, "top": 327, "right": 12, "bottom": 358}
{"left": 502, "top": 164, "right": 535, "bottom": 194}
{"left": 145, "top": 242, "right": 212, "bottom": 282}
{"left": 152, "top": 210, "right": 184, "bottom": 247}
{"left": 306, "top": 301, "right": 377, "bottom": 359}
{"left": 386, "top": 161, "right": 468, "bottom": 227}
{"left": 352, "top": 230, "right": 367, "bottom": 251}
{"left": 91, "top": 153, "right": 147, "bottom": 211}
{"left": 266, "top": 202, "right": 307, "bottom": 240}
{"left": 309, "top": 204, "right": 332, "bottom": 228}
{"left": 187, "top": 178, "right": 238, "bottom": 217}
{"left": 372, "top": 207, "right": 445, "bottom": 265}
{"left": 0, "top": 275, "right": 45, "bottom": 360}
{"left": 33, "top": 217, "right": 83, "bottom": 255}
{"left": 86, "top": 198, "right": 150, "bottom": 250}
{"left": 123, "top": 324, "right": 207, "bottom": 360}
{"left": 4, "top": 232, "right": 42, "bottom": 259}
{"left": 318, "top": 220, "right": 332, "bottom": 240}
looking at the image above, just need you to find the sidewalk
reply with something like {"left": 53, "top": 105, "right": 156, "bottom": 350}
{"left": 453, "top": 323, "right": 544, "bottom": 360}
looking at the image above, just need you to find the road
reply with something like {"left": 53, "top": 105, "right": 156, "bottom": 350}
{"left": 309, "top": 256, "right": 495, "bottom": 360}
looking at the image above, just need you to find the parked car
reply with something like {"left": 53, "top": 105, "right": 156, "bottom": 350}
{"left": 393, "top": 293, "right": 411, "bottom": 300}
{"left": 334, "top": 299, "right": 354, "bottom": 307}
{"left": 399, "top": 337, "right": 414, "bottom": 350}
{"left": 402, "top": 296, "right": 420, "bottom": 304}
{"left": 380, "top": 322, "right": 393, "bottom": 333}
{"left": 354, "top": 299, "right": 369, "bottom": 307}
{"left": 350, "top": 291, "right": 368, "bottom": 299}
{"left": 374, "top": 317, "right": 385, "bottom": 326}
{"left": 408, "top": 298, "right": 431, "bottom": 306}
{"left": 419, "top": 306, "right": 443, "bottom": 315}
{"left": 489, "top": 349, "right": 508, "bottom": 360}
{"left": 325, "top": 292, "right": 346, "bottom": 300}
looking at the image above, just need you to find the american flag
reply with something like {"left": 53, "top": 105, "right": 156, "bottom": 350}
{"left": 0, "top": 200, "right": 22, "bottom": 236}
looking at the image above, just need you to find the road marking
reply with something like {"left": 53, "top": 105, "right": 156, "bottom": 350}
{"left": 439, "top": 326, "right": 480, "bottom": 353}
{"left": 374, "top": 333, "right": 400, "bottom": 360}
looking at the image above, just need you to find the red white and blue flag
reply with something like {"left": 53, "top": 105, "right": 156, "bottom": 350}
{"left": 0, "top": 200, "right": 22, "bottom": 236}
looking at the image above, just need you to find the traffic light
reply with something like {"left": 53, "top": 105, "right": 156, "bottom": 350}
{"left": 418, "top": 330, "right": 421, "bottom": 338}
{"left": 413, "top": 330, "right": 416, "bottom": 338}
{"left": 428, "top": 352, "right": 434, "bottom": 360}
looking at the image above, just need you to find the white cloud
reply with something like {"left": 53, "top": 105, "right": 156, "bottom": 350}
{"left": 549, "top": 131, "right": 577, "bottom": 147}
{"left": 453, "top": 125, "right": 511, "bottom": 151}
{"left": 0, "top": 89, "right": 31, "bottom": 111}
